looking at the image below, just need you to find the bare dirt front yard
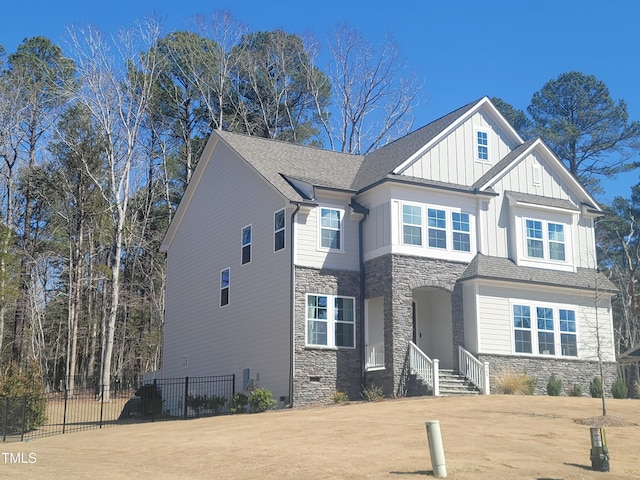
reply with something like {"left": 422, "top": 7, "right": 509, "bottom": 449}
{"left": 2, "top": 395, "right": 639, "bottom": 479}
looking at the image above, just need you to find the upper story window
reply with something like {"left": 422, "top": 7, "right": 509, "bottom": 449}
{"left": 402, "top": 204, "right": 422, "bottom": 246}
{"left": 452, "top": 212, "right": 471, "bottom": 252}
{"left": 319, "top": 207, "right": 343, "bottom": 251}
{"left": 476, "top": 130, "right": 489, "bottom": 161}
{"left": 274, "top": 209, "right": 285, "bottom": 252}
{"left": 400, "top": 203, "right": 473, "bottom": 254}
{"left": 427, "top": 208, "right": 447, "bottom": 249}
{"left": 241, "top": 225, "right": 252, "bottom": 265}
{"left": 525, "top": 219, "right": 565, "bottom": 261}
{"left": 220, "top": 268, "right": 230, "bottom": 307}
{"left": 306, "top": 294, "right": 355, "bottom": 348}
{"left": 512, "top": 302, "right": 577, "bottom": 357}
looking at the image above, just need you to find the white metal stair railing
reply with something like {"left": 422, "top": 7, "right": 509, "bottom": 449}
{"left": 408, "top": 341, "right": 439, "bottom": 396}
{"left": 365, "top": 342, "right": 385, "bottom": 370}
{"left": 458, "top": 345, "right": 490, "bottom": 395}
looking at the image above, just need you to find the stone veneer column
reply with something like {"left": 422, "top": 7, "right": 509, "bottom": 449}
{"left": 364, "top": 254, "right": 468, "bottom": 397}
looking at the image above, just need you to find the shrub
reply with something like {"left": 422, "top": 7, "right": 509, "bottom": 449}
{"left": 546, "top": 374, "right": 562, "bottom": 396}
{"left": 0, "top": 364, "right": 47, "bottom": 433}
{"left": 589, "top": 376, "right": 603, "bottom": 398}
{"left": 493, "top": 370, "right": 536, "bottom": 395}
{"left": 361, "top": 384, "right": 384, "bottom": 402}
{"left": 332, "top": 391, "right": 349, "bottom": 404}
{"left": 248, "top": 388, "right": 276, "bottom": 413}
{"left": 611, "top": 377, "right": 628, "bottom": 399}
{"left": 207, "top": 395, "right": 227, "bottom": 415}
{"left": 230, "top": 393, "right": 248, "bottom": 414}
{"left": 186, "top": 394, "right": 208, "bottom": 415}
{"left": 568, "top": 384, "right": 583, "bottom": 397}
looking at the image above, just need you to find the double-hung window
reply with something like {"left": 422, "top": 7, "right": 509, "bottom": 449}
{"left": 559, "top": 309, "right": 577, "bottom": 356}
{"left": 525, "top": 219, "right": 566, "bottom": 261}
{"left": 402, "top": 204, "right": 422, "bottom": 246}
{"left": 537, "top": 307, "right": 555, "bottom": 355}
{"left": 319, "top": 207, "right": 342, "bottom": 250}
{"left": 241, "top": 225, "right": 251, "bottom": 265}
{"left": 274, "top": 209, "right": 285, "bottom": 251}
{"left": 427, "top": 208, "right": 447, "bottom": 249}
{"left": 513, "top": 305, "right": 532, "bottom": 353}
{"left": 220, "top": 268, "right": 230, "bottom": 307}
{"left": 513, "top": 303, "right": 577, "bottom": 357}
{"left": 476, "top": 130, "right": 489, "bottom": 161}
{"left": 306, "top": 294, "right": 355, "bottom": 348}
{"left": 452, "top": 212, "right": 471, "bottom": 252}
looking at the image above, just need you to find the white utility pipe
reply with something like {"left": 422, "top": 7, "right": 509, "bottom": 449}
{"left": 426, "top": 420, "right": 447, "bottom": 478}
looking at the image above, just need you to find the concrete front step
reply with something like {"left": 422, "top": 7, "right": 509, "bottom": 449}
{"left": 438, "top": 370, "right": 480, "bottom": 396}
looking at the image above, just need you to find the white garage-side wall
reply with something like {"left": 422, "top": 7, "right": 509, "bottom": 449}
{"left": 162, "top": 139, "right": 292, "bottom": 401}
{"left": 466, "top": 281, "right": 615, "bottom": 362}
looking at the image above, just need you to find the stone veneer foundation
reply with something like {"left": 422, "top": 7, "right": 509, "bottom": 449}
{"left": 479, "top": 354, "right": 618, "bottom": 396}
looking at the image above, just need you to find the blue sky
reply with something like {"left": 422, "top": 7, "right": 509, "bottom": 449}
{"left": 3, "top": 0, "right": 640, "bottom": 202}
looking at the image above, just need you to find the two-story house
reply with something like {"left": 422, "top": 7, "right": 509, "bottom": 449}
{"left": 159, "top": 97, "right": 617, "bottom": 407}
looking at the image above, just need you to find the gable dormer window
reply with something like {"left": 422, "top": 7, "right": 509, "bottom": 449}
{"left": 525, "top": 219, "right": 565, "bottom": 262}
{"left": 476, "top": 130, "right": 489, "bottom": 161}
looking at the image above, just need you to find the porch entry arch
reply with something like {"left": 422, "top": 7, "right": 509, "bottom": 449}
{"left": 411, "top": 283, "right": 454, "bottom": 370}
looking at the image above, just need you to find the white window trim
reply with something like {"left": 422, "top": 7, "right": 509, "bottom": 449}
{"left": 241, "top": 224, "right": 252, "bottom": 265}
{"left": 317, "top": 206, "right": 345, "bottom": 253}
{"left": 475, "top": 128, "right": 490, "bottom": 162}
{"left": 305, "top": 293, "right": 356, "bottom": 349}
{"left": 397, "top": 202, "right": 475, "bottom": 259}
{"left": 510, "top": 300, "right": 578, "bottom": 358}
{"left": 274, "top": 209, "right": 286, "bottom": 252}
{"left": 401, "top": 202, "right": 423, "bottom": 247}
{"left": 220, "top": 267, "right": 230, "bottom": 307}
{"left": 522, "top": 217, "right": 569, "bottom": 265}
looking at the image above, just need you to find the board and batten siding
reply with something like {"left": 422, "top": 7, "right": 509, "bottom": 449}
{"left": 294, "top": 194, "right": 360, "bottom": 271}
{"left": 163, "top": 140, "right": 291, "bottom": 400}
{"left": 482, "top": 151, "right": 597, "bottom": 268}
{"left": 400, "top": 110, "right": 518, "bottom": 186}
{"left": 471, "top": 283, "right": 615, "bottom": 362}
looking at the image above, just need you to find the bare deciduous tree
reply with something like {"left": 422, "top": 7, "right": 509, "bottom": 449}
{"left": 325, "top": 24, "right": 421, "bottom": 154}
{"left": 66, "top": 19, "right": 161, "bottom": 399}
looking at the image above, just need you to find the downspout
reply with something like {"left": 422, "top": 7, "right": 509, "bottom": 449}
{"left": 350, "top": 201, "right": 369, "bottom": 391}
{"left": 287, "top": 203, "right": 301, "bottom": 408}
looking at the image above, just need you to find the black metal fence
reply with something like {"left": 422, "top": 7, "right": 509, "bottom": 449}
{"left": 0, "top": 374, "right": 235, "bottom": 443}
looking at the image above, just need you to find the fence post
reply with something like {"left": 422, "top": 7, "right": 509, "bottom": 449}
{"left": 152, "top": 379, "right": 157, "bottom": 422}
{"left": 183, "top": 377, "right": 189, "bottom": 419}
{"left": 62, "top": 387, "right": 69, "bottom": 434}
{"left": 99, "top": 384, "right": 105, "bottom": 429}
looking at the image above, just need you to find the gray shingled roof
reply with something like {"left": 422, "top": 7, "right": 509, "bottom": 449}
{"left": 505, "top": 191, "right": 579, "bottom": 210}
{"left": 472, "top": 139, "right": 537, "bottom": 189}
{"left": 216, "top": 130, "right": 363, "bottom": 202}
{"left": 351, "top": 99, "right": 481, "bottom": 191}
{"left": 459, "top": 254, "right": 617, "bottom": 293}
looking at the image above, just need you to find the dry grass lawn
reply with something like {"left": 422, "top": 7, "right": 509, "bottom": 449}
{"left": 2, "top": 395, "right": 639, "bottom": 479}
